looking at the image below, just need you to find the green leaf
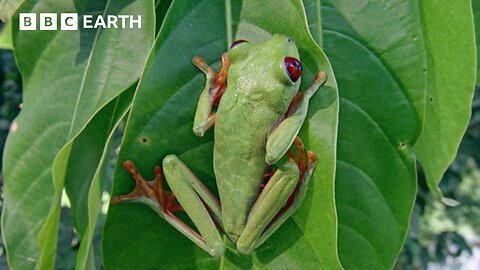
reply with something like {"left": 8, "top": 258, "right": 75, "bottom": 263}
{"left": 475, "top": 0, "right": 480, "bottom": 86}
{"left": 322, "top": 0, "right": 426, "bottom": 268}
{"left": 103, "top": 0, "right": 340, "bottom": 269}
{"left": 303, "top": 0, "right": 322, "bottom": 47}
{"left": 0, "top": 0, "right": 24, "bottom": 21}
{"left": 155, "top": 0, "right": 173, "bottom": 34}
{"left": 64, "top": 89, "right": 133, "bottom": 270}
{"left": 0, "top": 21, "right": 13, "bottom": 49}
{"left": 1, "top": 0, "right": 154, "bottom": 269}
{"left": 413, "top": 1, "right": 476, "bottom": 195}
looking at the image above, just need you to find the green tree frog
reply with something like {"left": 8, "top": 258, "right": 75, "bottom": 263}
{"left": 112, "top": 34, "right": 326, "bottom": 257}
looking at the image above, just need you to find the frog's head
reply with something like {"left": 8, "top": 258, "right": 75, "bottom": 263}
{"left": 228, "top": 34, "right": 302, "bottom": 112}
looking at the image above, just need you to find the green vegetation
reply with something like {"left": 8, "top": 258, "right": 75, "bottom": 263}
{"left": 0, "top": 1, "right": 478, "bottom": 269}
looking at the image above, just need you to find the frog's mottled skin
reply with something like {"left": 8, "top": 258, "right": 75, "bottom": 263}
{"left": 213, "top": 35, "right": 301, "bottom": 241}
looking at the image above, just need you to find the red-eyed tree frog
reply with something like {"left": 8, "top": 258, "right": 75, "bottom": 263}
{"left": 112, "top": 34, "right": 326, "bottom": 257}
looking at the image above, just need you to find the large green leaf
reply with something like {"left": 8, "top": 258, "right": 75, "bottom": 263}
{"left": 303, "top": 0, "right": 322, "bottom": 46}
{"left": 1, "top": 0, "right": 154, "bottom": 269}
{"left": 64, "top": 88, "right": 133, "bottom": 270}
{"left": 413, "top": 0, "right": 476, "bottom": 195}
{"left": 322, "top": 0, "right": 426, "bottom": 268}
{"left": 103, "top": 0, "right": 340, "bottom": 269}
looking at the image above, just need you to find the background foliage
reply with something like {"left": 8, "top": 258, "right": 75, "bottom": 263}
{"left": 0, "top": 0, "right": 478, "bottom": 269}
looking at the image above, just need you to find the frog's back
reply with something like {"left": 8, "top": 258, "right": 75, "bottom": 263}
{"left": 211, "top": 35, "right": 301, "bottom": 242}
{"left": 213, "top": 85, "right": 281, "bottom": 241}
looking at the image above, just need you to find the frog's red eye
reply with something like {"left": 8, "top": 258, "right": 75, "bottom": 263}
{"left": 230, "top": 39, "right": 249, "bottom": 49}
{"left": 284, "top": 57, "right": 302, "bottom": 82}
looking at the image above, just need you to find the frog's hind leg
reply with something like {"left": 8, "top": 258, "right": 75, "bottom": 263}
{"left": 192, "top": 54, "right": 230, "bottom": 137}
{"left": 236, "top": 137, "right": 316, "bottom": 254}
{"left": 112, "top": 158, "right": 225, "bottom": 257}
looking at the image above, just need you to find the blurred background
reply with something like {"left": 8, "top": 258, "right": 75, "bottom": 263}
{"left": 0, "top": 21, "right": 479, "bottom": 269}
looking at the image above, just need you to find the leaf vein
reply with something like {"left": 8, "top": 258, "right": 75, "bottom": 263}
{"left": 336, "top": 159, "right": 400, "bottom": 232}
{"left": 323, "top": 28, "right": 417, "bottom": 121}
{"left": 340, "top": 98, "right": 410, "bottom": 173}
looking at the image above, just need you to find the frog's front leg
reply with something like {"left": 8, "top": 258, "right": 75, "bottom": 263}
{"left": 112, "top": 157, "right": 225, "bottom": 257}
{"left": 192, "top": 54, "right": 230, "bottom": 136}
{"left": 266, "top": 71, "right": 327, "bottom": 164}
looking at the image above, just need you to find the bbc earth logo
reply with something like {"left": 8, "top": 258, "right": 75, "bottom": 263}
{"left": 19, "top": 13, "right": 142, "bottom": 30}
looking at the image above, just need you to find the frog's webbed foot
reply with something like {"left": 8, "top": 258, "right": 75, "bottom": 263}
{"left": 112, "top": 158, "right": 225, "bottom": 257}
{"left": 111, "top": 160, "right": 183, "bottom": 214}
{"left": 281, "top": 136, "right": 316, "bottom": 214}
{"left": 192, "top": 54, "right": 230, "bottom": 136}
{"left": 289, "top": 137, "right": 316, "bottom": 176}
